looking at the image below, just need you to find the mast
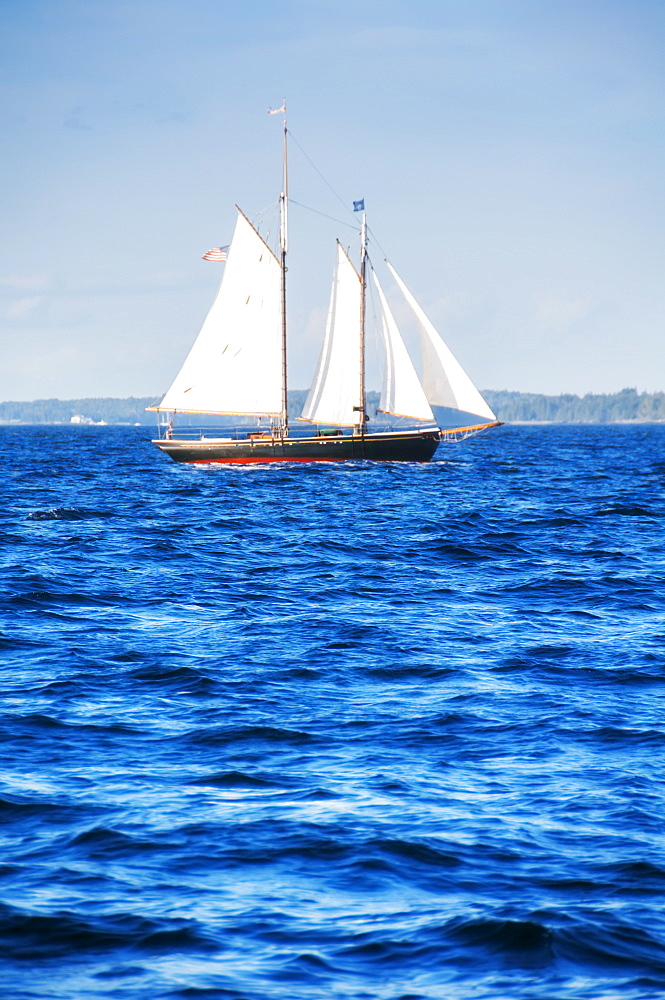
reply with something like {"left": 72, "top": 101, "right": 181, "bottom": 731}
{"left": 279, "top": 106, "right": 289, "bottom": 434}
{"left": 356, "top": 210, "right": 367, "bottom": 434}
{"left": 269, "top": 101, "right": 289, "bottom": 433}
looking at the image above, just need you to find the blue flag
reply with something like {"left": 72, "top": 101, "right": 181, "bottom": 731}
{"left": 353, "top": 199, "right": 365, "bottom": 212}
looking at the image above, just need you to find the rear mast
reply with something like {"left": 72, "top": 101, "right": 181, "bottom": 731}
{"left": 279, "top": 104, "right": 289, "bottom": 435}
{"left": 356, "top": 209, "right": 368, "bottom": 435}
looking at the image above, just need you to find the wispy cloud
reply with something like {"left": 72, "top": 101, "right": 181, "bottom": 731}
{"left": 64, "top": 106, "right": 93, "bottom": 130}
{"left": 0, "top": 274, "right": 52, "bottom": 291}
{"left": 6, "top": 295, "right": 45, "bottom": 319}
{"left": 533, "top": 291, "right": 594, "bottom": 332}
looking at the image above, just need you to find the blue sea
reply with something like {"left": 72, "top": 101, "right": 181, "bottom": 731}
{"left": 1, "top": 423, "right": 664, "bottom": 1000}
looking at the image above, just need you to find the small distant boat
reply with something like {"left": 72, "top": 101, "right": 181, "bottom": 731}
{"left": 149, "top": 110, "right": 500, "bottom": 464}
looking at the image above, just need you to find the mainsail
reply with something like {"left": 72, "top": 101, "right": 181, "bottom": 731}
{"left": 301, "top": 243, "right": 362, "bottom": 426}
{"left": 372, "top": 271, "right": 435, "bottom": 423}
{"left": 386, "top": 262, "right": 497, "bottom": 424}
{"left": 153, "top": 210, "right": 282, "bottom": 417}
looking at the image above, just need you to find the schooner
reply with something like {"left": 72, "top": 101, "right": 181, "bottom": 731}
{"left": 149, "top": 108, "right": 499, "bottom": 463}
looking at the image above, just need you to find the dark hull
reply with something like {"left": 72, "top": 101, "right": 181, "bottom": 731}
{"left": 153, "top": 429, "right": 442, "bottom": 464}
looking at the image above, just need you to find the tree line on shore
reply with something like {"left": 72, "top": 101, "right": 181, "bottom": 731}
{"left": 482, "top": 388, "right": 665, "bottom": 423}
{"left": 0, "top": 388, "right": 663, "bottom": 425}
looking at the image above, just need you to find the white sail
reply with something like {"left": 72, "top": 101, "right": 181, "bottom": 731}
{"left": 301, "top": 243, "right": 362, "bottom": 426}
{"left": 372, "top": 271, "right": 435, "bottom": 422}
{"left": 155, "top": 210, "right": 282, "bottom": 416}
{"left": 386, "top": 262, "right": 497, "bottom": 423}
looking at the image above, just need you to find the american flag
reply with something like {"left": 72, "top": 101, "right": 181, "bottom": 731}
{"left": 202, "top": 245, "right": 229, "bottom": 262}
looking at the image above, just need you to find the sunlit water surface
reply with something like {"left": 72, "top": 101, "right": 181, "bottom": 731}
{"left": 1, "top": 424, "right": 664, "bottom": 999}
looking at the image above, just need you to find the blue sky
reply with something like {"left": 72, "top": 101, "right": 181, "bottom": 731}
{"left": 1, "top": 0, "right": 664, "bottom": 400}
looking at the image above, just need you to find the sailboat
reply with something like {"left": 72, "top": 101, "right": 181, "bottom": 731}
{"left": 148, "top": 111, "right": 500, "bottom": 464}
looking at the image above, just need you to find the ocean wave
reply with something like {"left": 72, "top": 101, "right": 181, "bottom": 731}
{"left": 26, "top": 507, "right": 109, "bottom": 521}
{"left": 1, "top": 425, "right": 665, "bottom": 999}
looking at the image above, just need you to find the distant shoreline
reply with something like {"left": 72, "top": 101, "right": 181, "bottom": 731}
{"left": 0, "top": 389, "right": 663, "bottom": 425}
{"left": 502, "top": 419, "right": 665, "bottom": 425}
{"left": 2, "top": 420, "right": 663, "bottom": 427}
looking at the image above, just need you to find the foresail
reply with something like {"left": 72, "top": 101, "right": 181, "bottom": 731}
{"left": 386, "top": 262, "right": 497, "bottom": 423}
{"left": 154, "top": 210, "right": 282, "bottom": 416}
{"left": 372, "top": 272, "right": 435, "bottom": 422}
{"left": 301, "top": 243, "right": 362, "bottom": 426}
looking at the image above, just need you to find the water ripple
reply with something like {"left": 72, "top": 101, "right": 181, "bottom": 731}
{"left": 0, "top": 424, "right": 664, "bottom": 999}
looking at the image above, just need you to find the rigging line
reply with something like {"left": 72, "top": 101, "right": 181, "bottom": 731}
{"left": 287, "top": 129, "right": 359, "bottom": 222}
{"left": 366, "top": 226, "right": 391, "bottom": 264}
{"left": 253, "top": 199, "right": 279, "bottom": 220}
{"left": 249, "top": 200, "right": 281, "bottom": 255}
{"left": 281, "top": 131, "right": 396, "bottom": 265}
{"left": 251, "top": 200, "right": 280, "bottom": 237}
{"left": 289, "top": 199, "right": 357, "bottom": 230}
